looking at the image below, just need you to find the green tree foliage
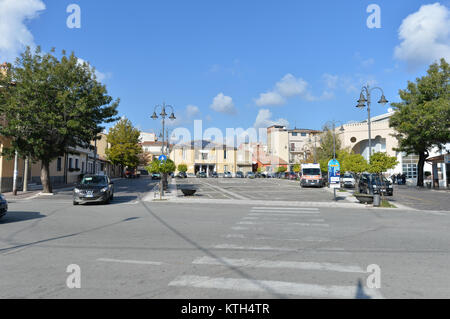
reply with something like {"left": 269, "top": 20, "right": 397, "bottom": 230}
{"left": 0, "top": 47, "right": 119, "bottom": 193}
{"left": 292, "top": 164, "right": 301, "bottom": 173}
{"left": 390, "top": 58, "right": 450, "bottom": 186}
{"left": 106, "top": 118, "right": 141, "bottom": 169}
{"left": 146, "top": 158, "right": 176, "bottom": 174}
{"left": 368, "top": 152, "right": 398, "bottom": 174}
{"left": 276, "top": 166, "right": 287, "bottom": 173}
{"left": 177, "top": 164, "right": 188, "bottom": 173}
{"left": 345, "top": 153, "right": 369, "bottom": 174}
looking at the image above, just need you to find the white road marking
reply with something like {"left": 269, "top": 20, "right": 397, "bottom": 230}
{"left": 255, "top": 236, "right": 330, "bottom": 242}
{"left": 238, "top": 221, "right": 330, "bottom": 227}
{"left": 231, "top": 226, "right": 248, "bottom": 231}
{"left": 97, "top": 258, "right": 162, "bottom": 266}
{"left": 223, "top": 234, "right": 246, "bottom": 239}
{"left": 168, "top": 275, "right": 384, "bottom": 299}
{"left": 251, "top": 210, "right": 319, "bottom": 214}
{"left": 252, "top": 207, "right": 319, "bottom": 211}
{"left": 214, "top": 244, "right": 296, "bottom": 251}
{"left": 245, "top": 217, "right": 325, "bottom": 222}
{"left": 249, "top": 213, "right": 319, "bottom": 217}
{"left": 192, "top": 256, "right": 365, "bottom": 273}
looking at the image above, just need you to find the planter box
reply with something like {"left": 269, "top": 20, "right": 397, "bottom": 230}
{"left": 181, "top": 189, "right": 197, "bottom": 196}
{"left": 354, "top": 193, "right": 374, "bottom": 204}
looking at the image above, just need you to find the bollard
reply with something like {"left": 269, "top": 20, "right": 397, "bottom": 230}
{"left": 373, "top": 194, "right": 381, "bottom": 207}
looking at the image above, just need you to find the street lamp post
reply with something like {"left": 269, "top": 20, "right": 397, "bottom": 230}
{"left": 151, "top": 103, "right": 176, "bottom": 199}
{"left": 356, "top": 85, "right": 388, "bottom": 161}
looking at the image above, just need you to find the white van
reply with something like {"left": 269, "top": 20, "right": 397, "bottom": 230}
{"left": 300, "top": 163, "right": 324, "bottom": 188}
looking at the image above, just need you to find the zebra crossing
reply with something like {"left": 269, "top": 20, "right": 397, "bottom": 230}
{"left": 167, "top": 205, "right": 384, "bottom": 299}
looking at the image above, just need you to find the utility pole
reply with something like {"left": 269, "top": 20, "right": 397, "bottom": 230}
{"left": 12, "top": 151, "right": 18, "bottom": 195}
{"left": 23, "top": 157, "right": 29, "bottom": 192}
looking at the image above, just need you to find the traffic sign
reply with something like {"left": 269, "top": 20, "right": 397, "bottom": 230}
{"left": 328, "top": 159, "right": 341, "bottom": 189}
{"left": 158, "top": 155, "right": 167, "bottom": 162}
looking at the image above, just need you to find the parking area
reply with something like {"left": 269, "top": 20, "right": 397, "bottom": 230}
{"left": 176, "top": 177, "right": 333, "bottom": 202}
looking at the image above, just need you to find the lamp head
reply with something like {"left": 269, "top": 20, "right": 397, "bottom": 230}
{"left": 169, "top": 113, "right": 176, "bottom": 120}
{"left": 378, "top": 95, "right": 388, "bottom": 105}
{"left": 151, "top": 112, "right": 158, "bottom": 120}
{"left": 356, "top": 93, "right": 367, "bottom": 108}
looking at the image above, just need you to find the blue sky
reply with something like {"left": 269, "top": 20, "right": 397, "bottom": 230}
{"left": 1, "top": 0, "right": 449, "bottom": 138}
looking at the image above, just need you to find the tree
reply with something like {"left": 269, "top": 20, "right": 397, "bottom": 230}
{"left": 177, "top": 164, "right": 188, "bottom": 173}
{"left": 138, "top": 151, "right": 152, "bottom": 167}
{"left": 292, "top": 164, "right": 301, "bottom": 173}
{"left": 345, "top": 153, "right": 369, "bottom": 175}
{"left": 368, "top": 152, "right": 398, "bottom": 174}
{"left": 390, "top": 58, "right": 450, "bottom": 187}
{"left": 106, "top": 118, "right": 142, "bottom": 171}
{"left": 0, "top": 47, "right": 119, "bottom": 193}
{"left": 146, "top": 158, "right": 176, "bottom": 174}
{"left": 276, "top": 166, "right": 287, "bottom": 173}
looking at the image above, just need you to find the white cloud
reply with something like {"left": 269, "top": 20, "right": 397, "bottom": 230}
{"left": 186, "top": 104, "right": 200, "bottom": 118}
{"left": 253, "top": 109, "right": 289, "bottom": 129}
{"left": 210, "top": 93, "right": 236, "bottom": 114}
{"left": 254, "top": 73, "right": 315, "bottom": 106}
{"left": 0, "top": 0, "right": 45, "bottom": 62}
{"left": 275, "top": 74, "right": 308, "bottom": 97}
{"left": 323, "top": 73, "right": 339, "bottom": 90}
{"left": 255, "top": 91, "right": 285, "bottom": 106}
{"left": 167, "top": 104, "right": 201, "bottom": 127}
{"left": 394, "top": 3, "right": 450, "bottom": 70}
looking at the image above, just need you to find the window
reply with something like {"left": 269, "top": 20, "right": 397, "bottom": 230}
{"left": 292, "top": 132, "right": 298, "bottom": 137}
{"left": 57, "top": 158, "right": 62, "bottom": 172}
{"left": 224, "top": 149, "right": 227, "bottom": 159}
{"left": 402, "top": 164, "right": 418, "bottom": 179}
{"left": 202, "top": 153, "right": 208, "bottom": 160}
{"left": 301, "top": 133, "right": 307, "bottom": 137}
{"left": 82, "top": 162, "right": 85, "bottom": 173}
{"left": 75, "top": 159, "right": 79, "bottom": 169}
{"left": 69, "top": 158, "right": 73, "bottom": 169}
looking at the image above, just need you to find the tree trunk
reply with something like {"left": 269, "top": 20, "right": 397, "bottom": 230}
{"left": 41, "top": 160, "right": 53, "bottom": 193}
{"left": 417, "top": 152, "right": 427, "bottom": 187}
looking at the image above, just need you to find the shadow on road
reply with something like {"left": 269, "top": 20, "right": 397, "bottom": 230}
{"left": 0, "top": 211, "right": 45, "bottom": 224}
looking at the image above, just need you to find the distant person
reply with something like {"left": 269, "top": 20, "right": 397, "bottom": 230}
{"left": 397, "top": 173, "right": 402, "bottom": 185}
{"left": 391, "top": 175, "right": 396, "bottom": 184}
{"left": 402, "top": 174, "right": 406, "bottom": 185}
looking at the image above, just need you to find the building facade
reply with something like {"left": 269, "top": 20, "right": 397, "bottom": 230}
{"left": 170, "top": 140, "right": 237, "bottom": 175}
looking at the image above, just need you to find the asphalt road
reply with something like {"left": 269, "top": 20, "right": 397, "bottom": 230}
{"left": 1, "top": 176, "right": 449, "bottom": 299}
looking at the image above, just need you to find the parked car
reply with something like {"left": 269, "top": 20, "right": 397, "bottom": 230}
{"left": 152, "top": 173, "right": 161, "bottom": 180}
{"left": 125, "top": 168, "right": 136, "bottom": 178}
{"left": 288, "top": 172, "right": 298, "bottom": 180}
{"left": 0, "top": 193, "right": 8, "bottom": 219}
{"left": 341, "top": 172, "right": 356, "bottom": 188}
{"left": 358, "top": 173, "right": 393, "bottom": 196}
{"left": 210, "top": 172, "right": 219, "bottom": 178}
{"left": 246, "top": 172, "right": 256, "bottom": 179}
{"left": 235, "top": 171, "right": 244, "bottom": 178}
{"left": 187, "top": 172, "right": 196, "bottom": 178}
{"left": 176, "top": 171, "right": 187, "bottom": 178}
{"left": 196, "top": 171, "right": 207, "bottom": 178}
{"left": 73, "top": 174, "right": 114, "bottom": 205}
{"left": 139, "top": 169, "right": 149, "bottom": 176}
{"left": 255, "top": 172, "right": 264, "bottom": 178}
{"left": 224, "top": 171, "right": 233, "bottom": 178}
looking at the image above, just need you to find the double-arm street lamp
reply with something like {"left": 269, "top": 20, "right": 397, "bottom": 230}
{"left": 356, "top": 85, "right": 388, "bottom": 160}
{"left": 151, "top": 103, "right": 176, "bottom": 198}
{"left": 151, "top": 103, "right": 176, "bottom": 156}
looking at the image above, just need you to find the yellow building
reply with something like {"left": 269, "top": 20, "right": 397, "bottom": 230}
{"left": 170, "top": 140, "right": 237, "bottom": 175}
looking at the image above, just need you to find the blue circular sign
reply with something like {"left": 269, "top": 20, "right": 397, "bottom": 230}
{"left": 158, "top": 155, "right": 167, "bottom": 162}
